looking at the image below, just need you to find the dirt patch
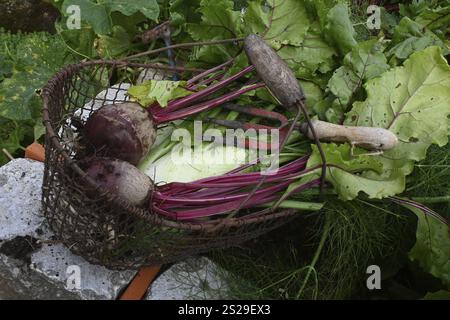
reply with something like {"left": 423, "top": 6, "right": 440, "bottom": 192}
{"left": 0, "top": 236, "right": 42, "bottom": 264}
{"left": 0, "top": 0, "right": 60, "bottom": 33}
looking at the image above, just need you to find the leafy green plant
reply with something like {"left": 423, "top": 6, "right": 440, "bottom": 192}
{"left": 52, "top": 0, "right": 161, "bottom": 59}
{"left": 0, "top": 0, "right": 448, "bottom": 300}
{"left": 163, "top": 0, "right": 450, "bottom": 298}
{"left": 0, "top": 29, "right": 73, "bottom": 164}
{"left": 406, "top": 205, "right": 450, "bottom": 289}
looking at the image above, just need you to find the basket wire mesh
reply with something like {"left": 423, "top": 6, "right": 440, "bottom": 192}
{"left": 41, "top": 59, "right": 298, "bottom": 269}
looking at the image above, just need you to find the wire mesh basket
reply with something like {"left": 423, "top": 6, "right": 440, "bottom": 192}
{"left": 41, "top": 59, "right": 298, "bottom": 270}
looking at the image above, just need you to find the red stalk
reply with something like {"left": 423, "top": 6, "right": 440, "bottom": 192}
{"left": 150, "top": 157, "right": 318, "bottom": 221}
{"left": 186, "top": 59, "right": 235, "bottom": 86}
{"left": 166, "top": 178, "right": 320, "bottom": 221}
{"left": 154, "top": 180, "right": 292, "bottom": 205}
{"left": 155, "top": 156, "right": 308, "bottom": 196}
{"left": 153, "top": 82, "right": 264, "bottom": 123}
{"left": 150, "top": 65, "right": 255, "bottom": 119}
{"left": 190, "top": 71, "right": 227, "bottom": 90}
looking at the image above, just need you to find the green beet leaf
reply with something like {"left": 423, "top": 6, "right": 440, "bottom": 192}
{"left": 183, "top": 0, "right": 336, "bottom": 78}
{"left": 187, "top": 0, "right": 242, "bottom": 63}
{"left": 127, "top": 80, "right": 195, "bottom": 107}
{"left": 387, "top": 17, "right": 449, "bottom": 60}
{"left": 307, "top": 46, "right": 450, "bottom": 201}
{"left": 243, "top": 0, "right": 310, "bottom": 48}
{"left": 406, "top": 204, "right": 450, "bottom": 290}
{"left": 345, "top": 46, "right": 450, "bottom": 163}
{"left": 415, "top": 5, "right": 450, "bottom": 32}
{"left": 303, "top": 0, "right": 347, "bottom": 29}
{"left": 327, "top": 40, "right": 390, "bottom": 121}
{"left": 277, "top": 21, "right": 337, "bottom": 77}
{"left": 62, "top": 0, "right": 112, "bottom": 35}
{"left": 105, "top": 0, "right": 159, "bottom": 21}
{"left": 305, "top": 143, "right": 405, "bottom": 200}
{"left": 323, "top": 4, "right": 357, "bottom": 56}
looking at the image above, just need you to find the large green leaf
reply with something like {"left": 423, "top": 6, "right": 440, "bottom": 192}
{"left": 96, "top": 25, "right": 131, "bottom": 58}
{"left": 345, "top": 46, "right": 450, "bottom": 163}
{"left": 244, "top": 0, "right": 310, "bottom": 48}
{"left": 300, "top": 81, "right": 325, "bottom": 110}
{"left": 105, "top": 0, "right": 159, "bottom": 21}
{"left": 61, "top": 0, "right": 159, "bottom": 36}
{"left": 323, "top": 4, "right": 357, "bottom": 56}
{"left": 328, "top": 40, "right": 390, "bottom": 109}
{"left": 314, "top": 47, "right": 450, "bottom": 200}
{"left": 62, "top": 0, "right": 112, "bottom": 35}
{"left": 184, "top": 0, "right": 336, "bottom": 77}
{"left": 277, "top": 21, "right": 337, "bottom": 77}
{"left": 406, "top": 205, "right": 450, "bottom": 289}
{"left": 303, "top": 0, "right": 347, "bottom": 29}
{"left": 127, "top": 80, "right": 195, "bottom": 107}
{"left": 186, "top": 0, "right": 243, "bottom": 63}
{"left": 0, "top": 33, "right": 71, "bottom": 120}
{"left": 387, "top": 17, "right": 449, "bottom": 60}
{"left": 305, "top": 143, "right": 405, "bottom": 200}
{"left": 415, "top": 5, "right": 450, "bottom": 31}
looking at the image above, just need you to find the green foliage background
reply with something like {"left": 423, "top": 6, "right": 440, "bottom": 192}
{"left": 0, "top": 0, "right": 449, "bottom": 299}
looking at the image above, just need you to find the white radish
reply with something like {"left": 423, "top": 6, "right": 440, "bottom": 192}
{"left": 300, "top": 120, "right": 399, "bottom": 151}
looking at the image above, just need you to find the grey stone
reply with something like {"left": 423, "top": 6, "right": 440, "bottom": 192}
{"left": 146, "top": 257, "right": 229, "bottom": 300}
{"left": 0, "top": 159, "right": 45, "bottom": 241}
{"left": 31, "top": 243, "right": 135, "bottom": 300}
{"left": 0, "top": 159, "right": 136, "bottom": 300}
{"left": 0, "top": 159, "right": 230, "bottom": 300}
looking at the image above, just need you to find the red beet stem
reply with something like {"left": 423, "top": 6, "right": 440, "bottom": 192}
{"left": 388, "top": 196, "right": 449, "bottom": 226}
{"left": 171, "top": 178, "right": 321, "bottom": 220}
{"left": 150, "top": 65, "right": 255, "bottom": 118}
{"left": 155, "top": 180, "right": 291, "bottom": 204}
{"left": 153, "top": 82, "right": 264, "bottom": 123}
{"left": 190, "top": 71, "right": 227, "bottom": 90}
{"left": 152, "top": 160, "right": 319, "bottom": 221}
{"left": 187, "top": 59, "right": 235, "bottom": 86}
{"left": 156, "top": 155, "right": 309, "bottom": 196}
